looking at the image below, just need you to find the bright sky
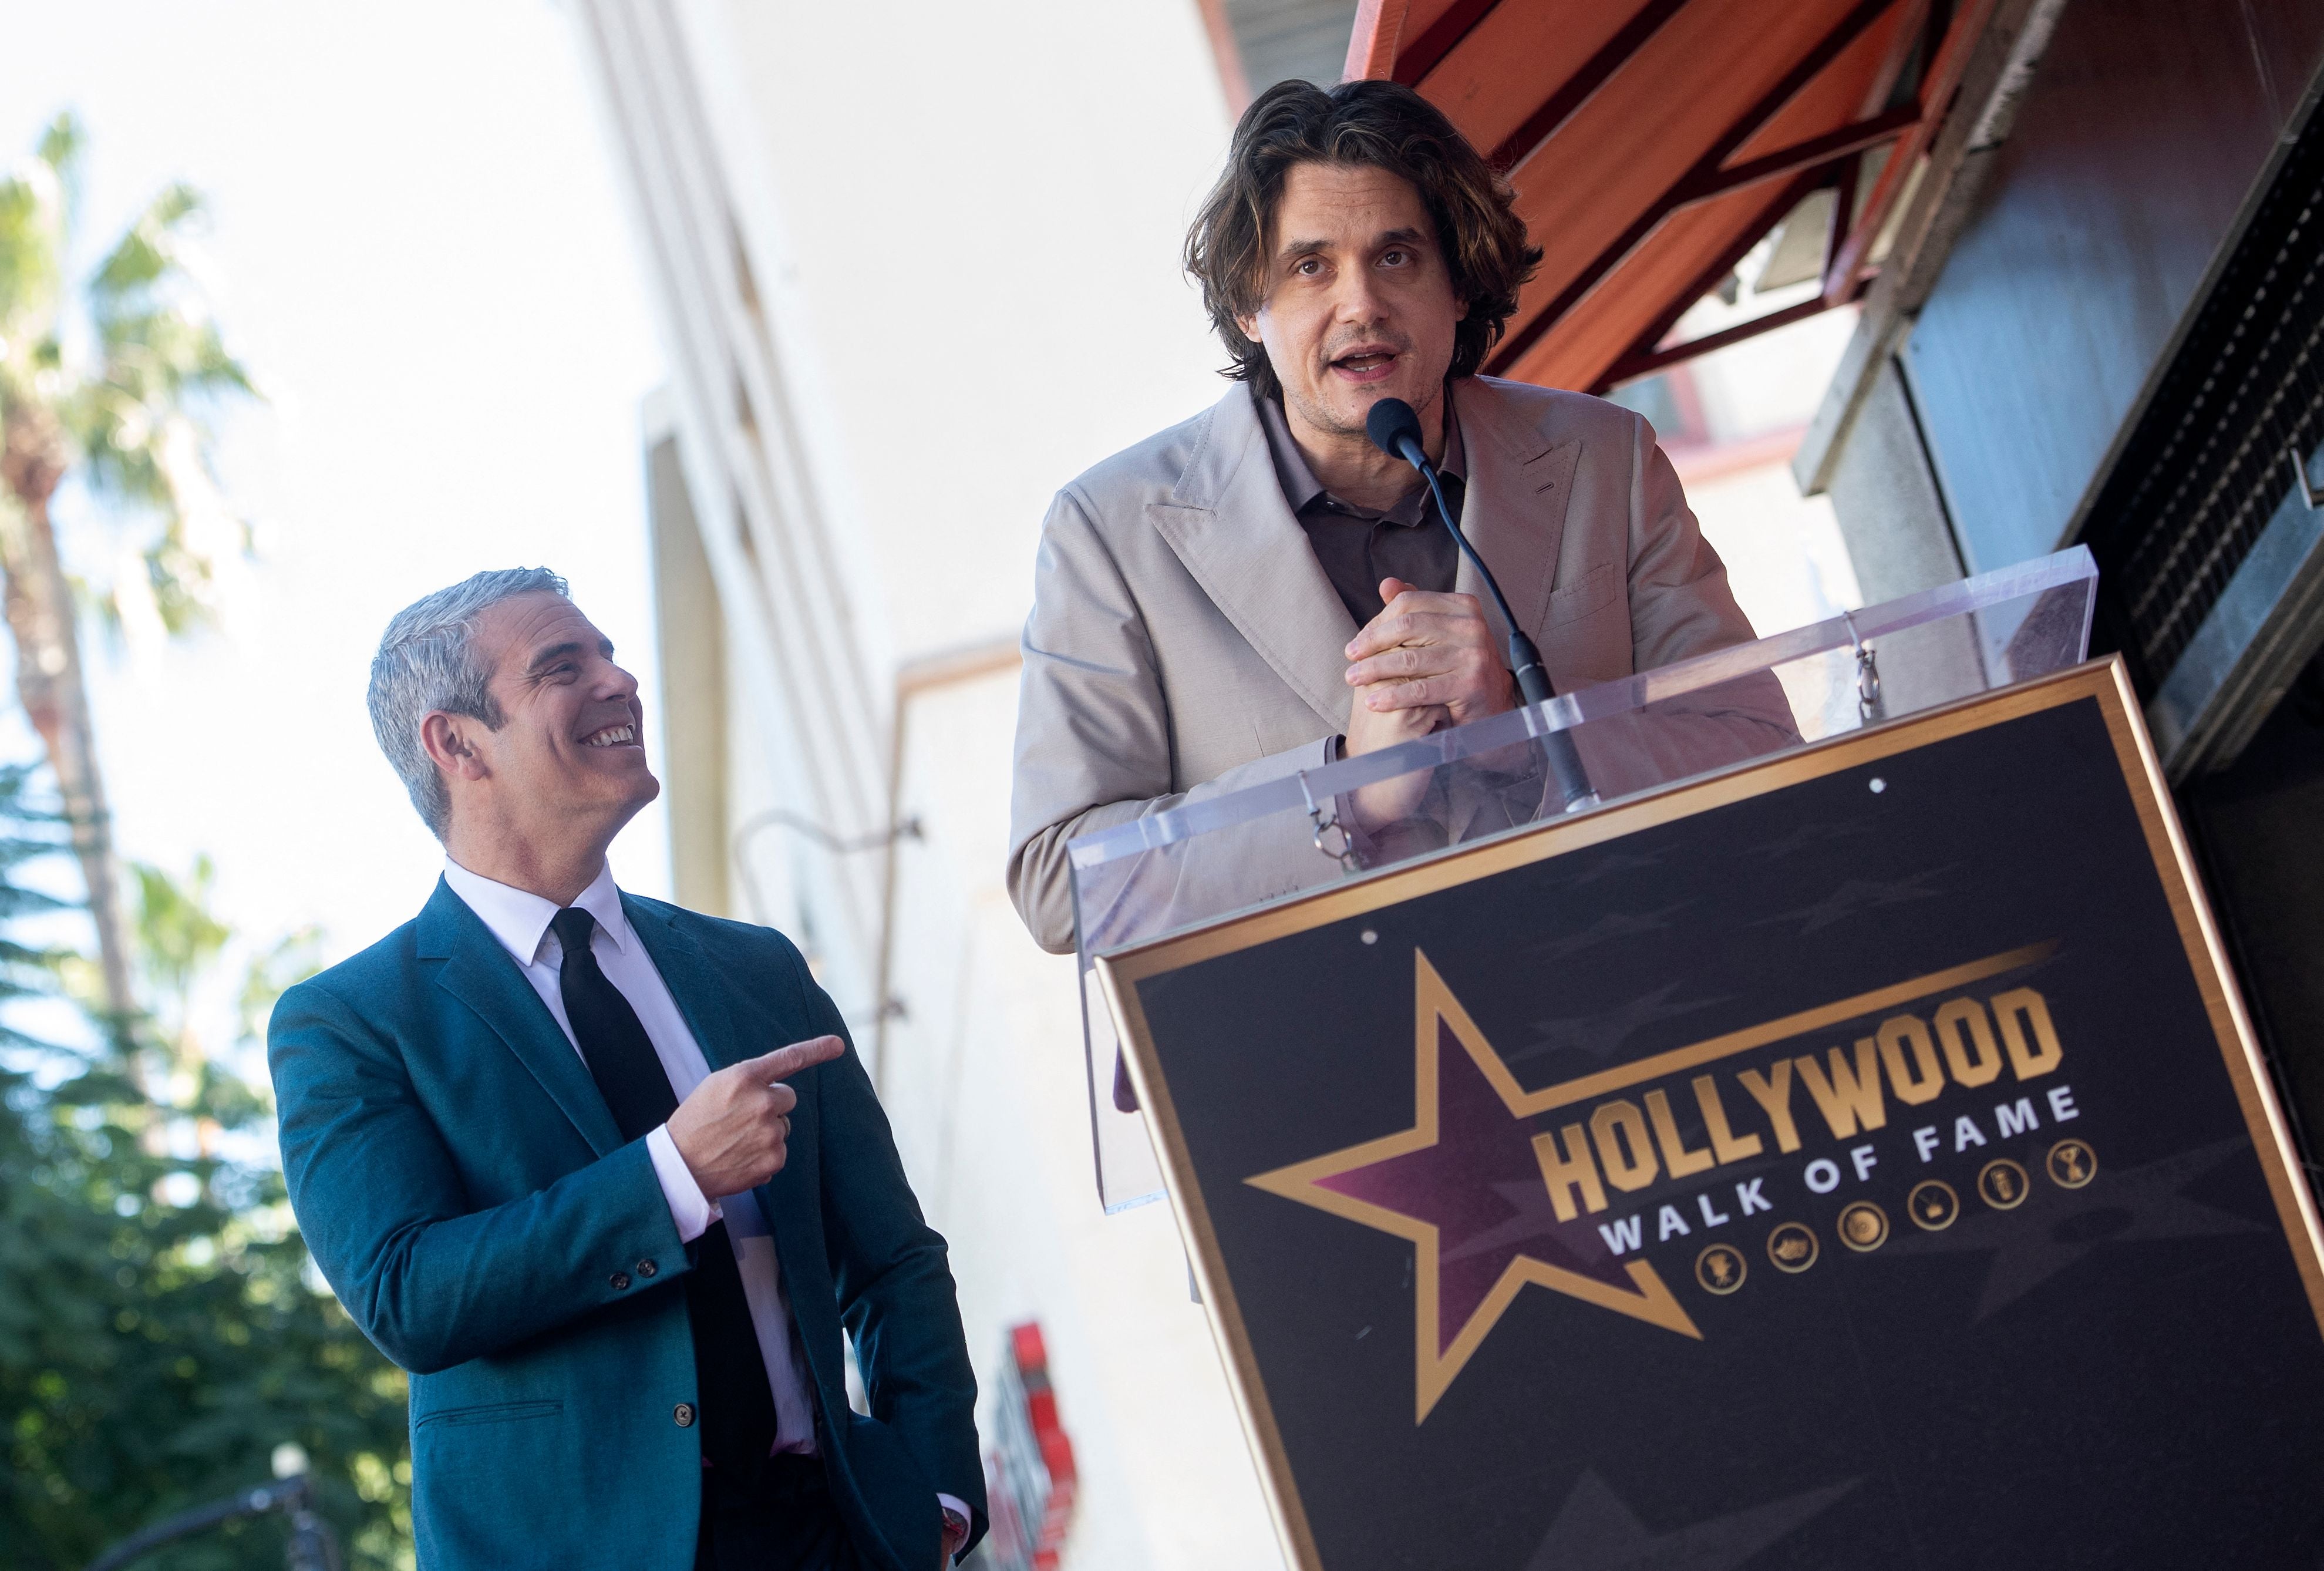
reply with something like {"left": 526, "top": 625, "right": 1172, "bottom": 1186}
{"left": 0, "top": 1, "right": 670, "bottom": 1054}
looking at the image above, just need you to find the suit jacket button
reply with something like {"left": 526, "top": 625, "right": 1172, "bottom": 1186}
{"left": 673, "top": 1402, "right": 696, "bottom": 1428}
{"left": 636, "top": 1259, "right": 658, "bottom": 1278}
{"left": 609, "top": 1271, "right": 631, "bottom": 1290}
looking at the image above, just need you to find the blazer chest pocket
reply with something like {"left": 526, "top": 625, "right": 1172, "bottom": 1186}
{"left": 415, "top": 1399, "right": 563, "bottom": 1429}
{"left": 1546, "top": 562, "right": 1618, "bottom": 628}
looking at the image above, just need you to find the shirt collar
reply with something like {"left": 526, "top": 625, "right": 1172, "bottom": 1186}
{"left": 441, "top": 856, "right": 632, "bottom": 966}
{"left": 1257, "top": 392, "right": 1329, "bottom": 513}
{"left": 1440, "top": 386, "right": 1469, "bottom": 481}
{"left": 1257, "top": 382, "right": 1468, "bottom": 523}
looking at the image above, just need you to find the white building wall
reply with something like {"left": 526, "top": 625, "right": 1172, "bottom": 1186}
{"left": 583, "top": 9, "right": 1885, "bottom": 1564}
{"left": 573, "top": 3, "right": 1288, "bottom": 1566}
{"left": 675, "top": 0, "right": 1240, "bottom": 661}
{"left": 882, "top": 660, "right": 1283, "bottom": 1570}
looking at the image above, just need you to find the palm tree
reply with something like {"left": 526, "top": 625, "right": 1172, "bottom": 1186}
{"left": 0, "top": 113, "right": 254, "bottom": 1051}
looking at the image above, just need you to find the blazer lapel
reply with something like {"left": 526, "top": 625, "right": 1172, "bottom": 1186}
{"left": 621, "top": 896, "right": 743, "bottom": 1071}
{"left": 1452, "top": 378, "right": 1579, "bottom": 649}
{"left": 418, "top": 879, "right": 624, "bottom": 1158}
{"left": 1148, "top": 385, "right": 1358, "bottom": 732}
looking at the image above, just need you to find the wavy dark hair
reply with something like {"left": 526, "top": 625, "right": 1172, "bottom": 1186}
{"left": 1184, "top": 78, "right": 1542, "bottom": 401}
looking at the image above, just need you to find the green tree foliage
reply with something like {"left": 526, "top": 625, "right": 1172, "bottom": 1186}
{"left": 1, "top": 788, "right": 410, "bottom": 1570}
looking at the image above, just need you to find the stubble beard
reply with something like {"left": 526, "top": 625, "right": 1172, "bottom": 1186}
{"left": 1285, "top": 367, "right": 1440, "bottom": 447}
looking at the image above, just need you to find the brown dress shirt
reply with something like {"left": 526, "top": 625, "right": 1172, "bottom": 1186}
{"left": 1256, "top": 391, "right": 1466, "bottom": 628}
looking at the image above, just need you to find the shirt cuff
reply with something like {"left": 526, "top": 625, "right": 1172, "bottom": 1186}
{"left": 646, "top": 1123, "right": 719, "bottom": 1242}
{"left": 937, "top": 1495, "right": 972, "bottom": 1557}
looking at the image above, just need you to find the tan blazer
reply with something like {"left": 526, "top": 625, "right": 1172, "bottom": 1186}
{"left": 1006, "top": 376, "right": 1794, "bottom": 954}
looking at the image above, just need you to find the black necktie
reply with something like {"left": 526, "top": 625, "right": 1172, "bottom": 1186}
{"left": 551, "top": 907, "right": 780, "bottom": 1469}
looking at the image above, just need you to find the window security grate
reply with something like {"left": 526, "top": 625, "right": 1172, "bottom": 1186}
{"left": 2083, "top": 110, "right": 2324, "bottom": 691}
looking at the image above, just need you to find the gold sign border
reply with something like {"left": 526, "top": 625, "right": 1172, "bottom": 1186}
{"left": 1094, "top": 657, "right": 2324, "bottom": 1571}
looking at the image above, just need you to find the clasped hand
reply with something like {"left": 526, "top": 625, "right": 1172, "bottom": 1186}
{"left": 667, "top": 1035, "right": 844, "bottom": 1198}
{"left": 1340, "top": 576, "right": 1515, "bottom": 824}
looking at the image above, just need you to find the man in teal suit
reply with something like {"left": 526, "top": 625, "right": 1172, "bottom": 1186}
{"left": 270, "top": 569, "right": 982, "bottom": 1570}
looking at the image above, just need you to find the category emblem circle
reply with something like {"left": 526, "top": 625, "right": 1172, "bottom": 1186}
{"left": 1695, "top": 1242, "right": 1747, "bottom": 1295}
{"left": 1766, "top": 1222, "right": 1819, "bottom": 1273}
{"left": 1908, "top": 1179, "right": 1959, "bottom": 1231}
{"left": 1979, "top": 1157, "right": 2031, "bottom": 1210}
{"left": 1838, "top": 1199, "right": 1890, "bottom": 1252}
{"left": 2047, "top": 1138, "right": 2097, "bottom": 1189}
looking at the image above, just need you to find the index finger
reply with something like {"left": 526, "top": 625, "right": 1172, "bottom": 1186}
{"left": 1346, "top": 594, "right": 1481, "bottom": 660}
{"left": 1342, "top": 578, "right": 1412, "bottom": 662}
{"left": 1381, "top": 588, "right": 1478, "bottom": 620}
{"left": 745, "top": 1034, "right": 846, "bottom": 1082}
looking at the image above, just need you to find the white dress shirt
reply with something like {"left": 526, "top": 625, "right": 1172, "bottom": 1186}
{"left": 443, "top": 859, "right": 974, "bottom": 1540}
{"left": 442, "top": 857, "right": 822, "bottom": 1451}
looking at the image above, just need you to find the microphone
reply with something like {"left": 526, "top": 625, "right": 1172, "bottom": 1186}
{"left": 1365, "top": 397, "right": 1595, "bottom": 810}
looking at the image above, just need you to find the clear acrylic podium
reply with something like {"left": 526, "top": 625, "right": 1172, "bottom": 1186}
{"left": 1070, "top": 547, "right": 2099, "bottom": 1212}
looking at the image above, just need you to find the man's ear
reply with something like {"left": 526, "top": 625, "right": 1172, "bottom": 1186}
{"left": 1454, "top": 295, "right": 1470, "bottom": 324}
{"left": 420, "top": 711, "right": 490, "bottom": 785}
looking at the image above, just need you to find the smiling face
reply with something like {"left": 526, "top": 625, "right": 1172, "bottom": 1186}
{"left": 427, "top": 591, "right": 659, "bottom": 862}
{"left": 1238, "top": 160, "right": 1467, "bottom": 449}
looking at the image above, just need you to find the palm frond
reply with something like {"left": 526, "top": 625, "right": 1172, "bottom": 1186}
{"left": 27, "top": 169, "right": 263, "bottom": 639}
{"left": 73, "top": 180, "right": 252, "bottom": 466}
{"left": 131, "top": 857, "right": 230, "bottom": 1001}
{"left": 85, "top": 180, "right": 200, "bottom": 308}
{"left": 0, "top": 887, "right": 71, "bottom": 924}
{"left": 0, "top": 166, "right": 66, "bottom": 379}
{"left": 0, "top": 114, "right": 79, "bottom": 337}
{"left": 33, "top": 111, "right": 83, "bottom": 183}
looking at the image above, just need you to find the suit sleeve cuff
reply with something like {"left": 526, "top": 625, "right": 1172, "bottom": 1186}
{"left": 647, "top": 1123, "right": 718, "bottom": 1242}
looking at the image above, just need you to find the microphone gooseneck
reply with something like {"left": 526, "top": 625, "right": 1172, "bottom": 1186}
{"left": 1364, "top": 396, "right": 1595, "bottom": 810}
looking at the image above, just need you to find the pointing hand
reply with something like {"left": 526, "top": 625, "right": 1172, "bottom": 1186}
{"left": 667, "top": 1035, "right": 846, "bottom": 1198}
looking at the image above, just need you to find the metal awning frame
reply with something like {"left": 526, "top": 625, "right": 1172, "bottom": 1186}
{"left": 1347, "top": 0, "right": 2010, "bottom": 391}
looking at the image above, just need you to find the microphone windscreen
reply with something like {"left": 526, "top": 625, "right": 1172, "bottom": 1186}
{"left": 1365, "top": 398, "right": 1425, "bottom": 462}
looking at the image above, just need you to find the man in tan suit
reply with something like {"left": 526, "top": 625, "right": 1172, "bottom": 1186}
{"left": 1007, "top": 79, "right": 1795, "bottom": 956}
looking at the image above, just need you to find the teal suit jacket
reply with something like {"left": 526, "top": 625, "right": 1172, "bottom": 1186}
{"left": 269, "top": 880, "right": 984, "bottom": 1569}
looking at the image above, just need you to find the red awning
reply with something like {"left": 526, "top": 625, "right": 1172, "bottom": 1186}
{"left": 1342, "top": 0, "right": 1999, "bottom": 392}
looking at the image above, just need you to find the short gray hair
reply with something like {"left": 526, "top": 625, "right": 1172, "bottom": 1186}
{"left": 368, "top": 568, "right": 570, "bottom": 837}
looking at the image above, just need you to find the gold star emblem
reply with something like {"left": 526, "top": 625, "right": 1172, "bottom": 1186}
{"left": 1238, "top": 942, "right": 2056, "bottom": 1421}
{"left": 1246, "top": 951, "right": 1699, "bottom": 1422}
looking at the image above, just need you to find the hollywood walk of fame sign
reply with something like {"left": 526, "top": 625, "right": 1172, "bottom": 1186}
{"left": 1096, "top": 661, "right": 2324, "bottom": 1570}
